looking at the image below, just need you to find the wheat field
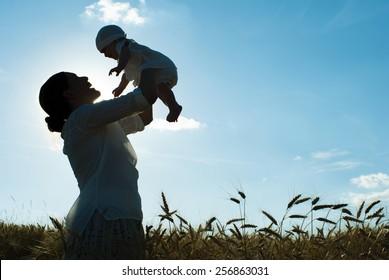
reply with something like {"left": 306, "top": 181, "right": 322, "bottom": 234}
{"left": 1, "top": 191, "right": 389, "bottom": 259}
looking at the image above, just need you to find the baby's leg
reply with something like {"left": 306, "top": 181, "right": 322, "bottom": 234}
{"left": 158, "top": 82, "right": 182, "bottom": 122}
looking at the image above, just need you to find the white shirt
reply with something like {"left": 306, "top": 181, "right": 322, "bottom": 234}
{"left": 61, "top": 88, "right": 149, "bottom": 235}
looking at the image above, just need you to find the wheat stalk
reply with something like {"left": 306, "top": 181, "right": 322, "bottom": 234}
{"left": 161, "top": 192, "right": 170, "bottom": 214}
{"left": 175, "top": 214, "right": 189, "bottom": 225}
{"left": 294, "top": 197, "right": 311, "bottom": 205}
{"left": 262, "top": 210, "right": 278, "bottom": 226}
{"left": 258, "top": 227, "right": 282, "bottom": 240}
{"left": 289, "top": 215, "right": 307, "bottom": 219}
{"left": 238, "top": 191, "right": 246, "bottom": 199}
{"left": 365, "top": 200, "right": 381, "bottom": 215}
{"left": 343, "top": 215, "right": 363, "bottom": 223}
{"left": 342, "top": 208, "right": 353, "bottom": 216}
{"left": 241, "top": 224, "right": 257, "bottom": 229}
{"left": 312, "top": 204, "right": 334, "bottom": 211}
{"left": 311, "top": 197, "right": 320, "bottom": 205}
{"left": 356, "top": 201, "right": 365, "bottom": 219}
{"left": 287, "top": 194, "right": 302, "bottom": 209}
{"left": 366, "top": 207, "right": 384, "bottom": 220}
{"left": 317, "top": 217, "right": 336, "bottom": 225}
{"left": 332, "top": 203, "right": 348, "bottom": 210}
{"left": 230, "top": 197, "right": 240, "bottom": 204}
{"left": 226, "top": 218, "right": 245, "bottom": 225}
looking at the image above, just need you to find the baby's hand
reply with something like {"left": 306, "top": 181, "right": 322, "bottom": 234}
{"left": 109, "top": 67, "right": 122, "bottom": 76}
{"left": 112, "top": 86, "right": 125, "bottom": 97}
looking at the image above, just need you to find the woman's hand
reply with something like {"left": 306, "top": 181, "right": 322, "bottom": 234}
{"left": 139, "top": 69, "right": 158, "bottom": 105}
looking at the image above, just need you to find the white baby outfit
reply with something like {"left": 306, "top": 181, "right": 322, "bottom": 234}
{"left": 116, "top": 39, "right": 178, "bottom": 88}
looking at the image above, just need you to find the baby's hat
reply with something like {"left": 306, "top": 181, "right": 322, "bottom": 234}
{"left": 95, "top": 25, "right": 126, "bottom": 52}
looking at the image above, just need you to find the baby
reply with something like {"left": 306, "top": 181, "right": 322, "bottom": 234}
{"left": 96, "top": 25, "right": 182, "bottom": 122}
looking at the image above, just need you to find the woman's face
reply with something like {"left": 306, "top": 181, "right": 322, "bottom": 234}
{"left": 65, "top": 73, "right": 101, "bottom": 104}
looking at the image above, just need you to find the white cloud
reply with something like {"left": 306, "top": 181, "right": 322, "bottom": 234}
{"left": 332, "top": 160, "right": 360, "bottom": 170}
{"left": 83, "top": 0, "right": 146, "bottom": 25}
{"left": 310, "top": 149, "right": 362, "bottom": 173}
{"left": 314, "top": 160, "right": 360, "bottom": 173}
{"left": 348, "top": 189, "right": 389, "bottom": 206}
{"left": 293, "top": 156, "right": 302, "bottom": 161}
{"left": 350, "top": 173, "right": 389, "bottom": 189}
{"left": 149, "top": 116, "right": 204, "bottom": 131}
{"left": 311, "top": 148, "right": 349, "bottom": 160}
{"left": 325, "top": 2, "right": 387, "bottom": 31}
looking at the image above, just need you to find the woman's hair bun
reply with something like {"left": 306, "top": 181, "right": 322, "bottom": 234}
{"left": 45, "top": 116, "right": 65, "bottom": 133}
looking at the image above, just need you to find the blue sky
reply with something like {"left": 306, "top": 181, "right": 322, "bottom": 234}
{"left": 1, "top": 0, "right": 389, "bottom": 227}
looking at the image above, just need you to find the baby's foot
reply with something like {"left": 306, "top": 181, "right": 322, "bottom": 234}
{"left": 166, "top": 105, "right": 183, "bottom": 122}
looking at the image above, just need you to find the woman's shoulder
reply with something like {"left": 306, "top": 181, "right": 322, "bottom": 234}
{"left": 69, "top": 104, "right": 93, "bottom": 119}
{"left": 62, "top": 104, "right": 94, "bottom": 133}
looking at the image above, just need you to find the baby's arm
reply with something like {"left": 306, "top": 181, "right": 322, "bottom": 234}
{"left": 113, "top": 73, "right": 130, "bottom": 97}
{"left": 109, "top": 41, "right": 131, "bottom": 76}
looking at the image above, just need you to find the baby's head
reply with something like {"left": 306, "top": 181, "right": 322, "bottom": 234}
{"left": 95, "top": 25, "right": 126, "bottom": 59}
